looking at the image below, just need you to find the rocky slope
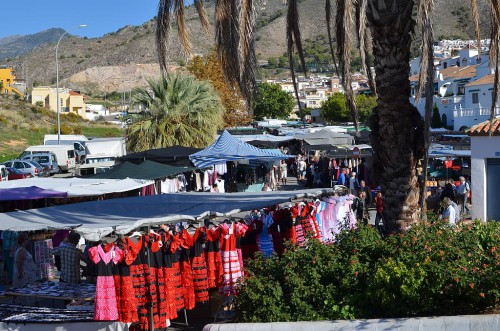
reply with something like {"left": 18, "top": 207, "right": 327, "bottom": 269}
{"left": 0, "top": 0, "right": 491, "bottom": 94}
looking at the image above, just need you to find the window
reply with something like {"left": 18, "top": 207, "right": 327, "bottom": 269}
{"left": 472, "top": 92, "right": 479, "bottom": 104}
{"left": 443, "top": 62, "right": 448, "bottom": 69}
{"left": 458, "top": 84, "right": 465, "bottom": 95}
{"left": 67, "top": 150, "right": 75, "bottom": 158}
{"left": 14, "top": 161, "right": 24, "bottom": 169}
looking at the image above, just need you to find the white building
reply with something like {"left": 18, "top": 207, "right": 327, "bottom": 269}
{"left": 85, "top": 104, "right": 110, "bottom": 121}
{"left": 454, "top": 73, "right": 500, "bottom": 131}
{"left": 469, "top": 118, "right": 500, "bottom": 222}
{"left": 410, "top": 53, "right": 496, "bottom": 130}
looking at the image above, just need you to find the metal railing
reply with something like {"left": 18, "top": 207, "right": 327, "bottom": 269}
{"left": 453, "top": 107, "right": 500, "bottom": 117}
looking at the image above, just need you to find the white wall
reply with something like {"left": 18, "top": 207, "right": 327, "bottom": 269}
{"left": 471, "top": 136, "right": 500, "bottom": 221}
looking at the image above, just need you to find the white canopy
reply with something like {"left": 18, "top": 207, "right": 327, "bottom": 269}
{"left": 0, "top": 189, "right": 332, "bottom": 241}
{"left": 0, "top": 178, "right": 153, "bottom": 197}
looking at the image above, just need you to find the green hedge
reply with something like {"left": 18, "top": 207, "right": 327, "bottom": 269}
{"left": 234, "top": 220, "right": 500, "bottom": 322}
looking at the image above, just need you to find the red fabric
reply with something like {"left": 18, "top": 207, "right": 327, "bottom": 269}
{"left": 205, "top": 228, "right": 223, "bottom": 288}
{"left": 376, "top": 197, "right": 384, "bottom": 213}
{"left": 113, "top": 274, "right": 138, "bottom": 323}
{"left": 190, "top": 228, "right": 209, "bottom": 303}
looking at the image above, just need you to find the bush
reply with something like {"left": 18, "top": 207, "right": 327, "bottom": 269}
{"left": 234, "top": 221, "right": 500, "bottom": 322}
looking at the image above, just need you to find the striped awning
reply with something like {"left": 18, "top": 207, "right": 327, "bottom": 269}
{"left": 189, "top": 130, "right": 291, "bottom": 168}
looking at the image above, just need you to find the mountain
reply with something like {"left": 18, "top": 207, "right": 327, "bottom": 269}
{"left": 0, "top": 0, "right": 491, "bottom": 94}
{"left": 0, "top": 28, "right": 67, "bottom": 60}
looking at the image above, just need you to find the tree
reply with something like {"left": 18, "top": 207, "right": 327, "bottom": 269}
{"left": 254, "top": 83, "right": 295, "bottom": 120}
{"left": 126, "top": 74, "right": 224, "bottom": 152}
{"left": 155, "top": 0, "right": 495, "bottom": 233}
{"left": 322, "top": 93, "right": 376, "bottom": 123}
{"left": 267, "top": 57, "right": 278, "bottom": 68}
{"left": 356, "top": 94, "right": 377, "bottom": 122}
{"left": 187, "top": 50, "right": 252, "bottom": 127}
{"left": 431, "top": 104, "right": 442, "bottom": 128}
{"left": 321, "top": 93, "right": 349, "bottom": 123}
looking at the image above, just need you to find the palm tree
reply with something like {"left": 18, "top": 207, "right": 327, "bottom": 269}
{"left": 156, "top": 0, "right": 498, "bottom": 232}
{"left": 126, "top": 73, "right": 224, "bottom": 152}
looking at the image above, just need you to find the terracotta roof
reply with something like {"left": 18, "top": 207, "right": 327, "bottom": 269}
{"left": 68, "top": 91, "right": 80, "bottom": 96}
{"left": 439, "top": 65, "right": 476, "bottom": 79}
{"left": 466, "top": 74, "right": 495, "bottom": 87}
{"left": 468, "top": 118, "right": 500, "bottom": 136}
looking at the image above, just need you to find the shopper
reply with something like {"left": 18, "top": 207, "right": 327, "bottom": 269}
{"left": 298, "top": 158, "right": 307, "bottom": 180}
{"left": 52, "top": 230, "right": 70, "bottom": 271}
{"left": 349, "top": 172, "right": 360, "bottom": 196}
{"left": 279, "top": 160, "right": 288, "bottom": 185}
{"left": 337, "top": 168, "right": 347, "bottom": 186}
{"left": 456, "top": 176, "right": 470, "bottom": 215}
{"left": 440, "top": 183, "right": 456, "bottom": 203}
{"left": 13, "top": 233, "right": 38, "bottom": 288}
{"left": 353, "top": 191, "right": 369, "bottom": 226}
{"left": 358, "top": 180, "right": 372, "bottom": 205}
{"left": 374, "top": 192, "right": 385, "bottom": 236}
{"left": 53, "top": 232, "right": 87, "bottom": 283}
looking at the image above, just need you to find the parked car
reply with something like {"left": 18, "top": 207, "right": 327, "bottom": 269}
{"left": 6, "top": 167, "right": 28, "bottom": 180}
{"left": 2, "top": 160, "right": 37, "bottom": 177}
{"left": 25, "top": 160, "right": 43, "bottom": 175}
{"left": 21, "top": 152, "right": 59, "bottom": 175}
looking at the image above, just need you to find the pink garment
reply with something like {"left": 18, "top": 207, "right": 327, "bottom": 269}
{"left": 89, "top": 245, "right": 123, "bottom": 321}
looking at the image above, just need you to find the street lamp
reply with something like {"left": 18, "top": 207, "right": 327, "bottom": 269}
{"left": 56, "top": 24, "right": 87, "bottom": 145}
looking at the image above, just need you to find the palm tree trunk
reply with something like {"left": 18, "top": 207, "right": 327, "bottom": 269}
{"left": 367, "top": 0, "right": 424, "bottom": 232}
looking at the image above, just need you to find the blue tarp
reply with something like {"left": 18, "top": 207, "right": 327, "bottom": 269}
{"left": 189, "top": 130, "right": 290, "bottom": 168}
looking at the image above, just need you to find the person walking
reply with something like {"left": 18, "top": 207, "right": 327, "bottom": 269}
{"left": 374, "top": 192, "right": 385, "bottom": 236}
{"left": 353, "top": 191, "right": 369, "bottom": 226}
{"left": 358, "top": 180, "right": 372, "bottom": 205}
{"left": 456, "top": 176, "right": 470, "bottom": 215}
{"left": 337, "top": 168, "right": 347, "bottom": 186}
{"left": 349, "top": 172, "right": 360, "bottom": 196}
{"left": 279, "top": 160, "right": 288, "bottom": 186}
{"left": 298, "top": 158, "right": 307, "bottom": 181}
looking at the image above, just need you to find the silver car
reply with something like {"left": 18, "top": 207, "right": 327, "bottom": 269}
{"left": 2, "top": 160, "right": 37, "bottom": 177}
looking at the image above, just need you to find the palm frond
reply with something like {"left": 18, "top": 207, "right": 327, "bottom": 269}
{"left": 336, "top": 0, "right": 359, "bottom": 133}
{"left": 356, "top": 0, "right": 376, "bottom": 97}
{"left": 175, "top": 0, "right": 192, "bottom": 56}
{"left": 416, "top": 0, "right": 435, "bottom": 218}
{"left": 325, "top": 0, "right": 339, "bottom": 77}
{"left": 156, "top": 0, "right": 173, "bottom": 74}
{"left": 469, "top": 0, "right": 481, "bottom": 57}
{"left": 287, "top": 0, "right": 307, "bottom": 76}
{"left": 239, "top": 0, "right": 257, "bottom": 114}
{"left": 489, "top": 0, "right": 500, "bottom": 131}
{"left": 287, "top": 0, "right": 304, "bottom": 122}
{"left": 215, "top": 0, "right": 240, "bottom": 86}
{"left": 194, "top": 0, "right": 210, "bottom": 32}
{"left": 415, "top": 0, "right": 434, "bottom": 102}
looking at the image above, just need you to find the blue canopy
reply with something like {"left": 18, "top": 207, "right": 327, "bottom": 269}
{"left": 189, "top": 130, "right": 290, "bottom": 168}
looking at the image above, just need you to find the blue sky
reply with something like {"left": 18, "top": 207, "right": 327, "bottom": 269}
{"left": 1, "top": 0, "right": 159, "bottom": 39}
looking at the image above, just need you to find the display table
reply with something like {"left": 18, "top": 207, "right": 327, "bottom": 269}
{"left": 5, "top": 281, "right": 96, "bottom": 302}
{"left": 0, "top": 304, "right": 129, "bottom": 331}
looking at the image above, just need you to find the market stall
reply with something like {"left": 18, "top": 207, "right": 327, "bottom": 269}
{"left": 0, "top": 187, "right": 360, "bottom": 331}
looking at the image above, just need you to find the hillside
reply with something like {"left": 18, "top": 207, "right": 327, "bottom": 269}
{"left": 0, "top": 95, "right": 124, "bottom": 161}
{"left": 0, "top": 28, "right": 66, "bottom": 60}
{"left": 0, "top": 0, "right": 491, "bottom": 94}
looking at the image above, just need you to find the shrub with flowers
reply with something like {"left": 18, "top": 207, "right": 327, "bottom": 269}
{"left": 234, "top": 220, "right": 500, "bottom": 322}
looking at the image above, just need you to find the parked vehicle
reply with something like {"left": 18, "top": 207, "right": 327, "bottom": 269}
{"left": 6, "top": 167, "right": 28, "bottom": 180}
{"left": 25, "top": 160, "right": 43, "bottom": 175}
{"left": 20, "top": 145, "right": 75, "bottom": 172}
{"left": 20, "top": 153, "right": 59, "bottom": 175}
{"left": 43, "top": 134, "right": 87, "bottom": 163}
{"left": 0, "top": 165, "right": 9, "bottom": 181}
{"left": 2, "top": 160, "right": 37, "bottom": 177}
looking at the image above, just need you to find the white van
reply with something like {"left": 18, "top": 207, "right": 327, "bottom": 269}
{"left": 0, "top": 165, "right": 9, "bottom": 181}
{"left": 20, "top": 145, "right": 76, "bottom": 172}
